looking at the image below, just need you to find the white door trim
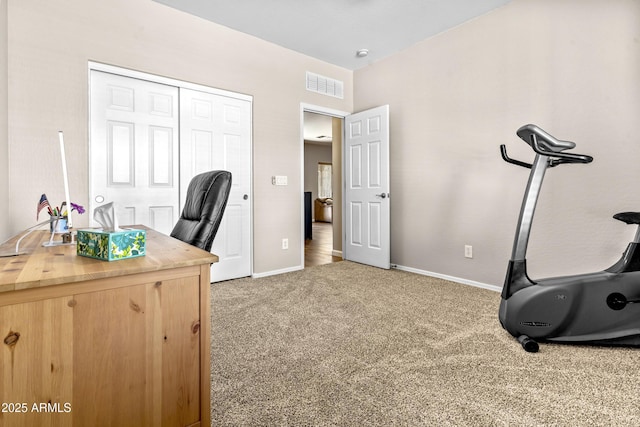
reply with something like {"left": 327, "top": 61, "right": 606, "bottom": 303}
{"left": 88, "top": 61, "right": 253, "bottom": 102}
{"left": 300, "top": 103, "right": 349, "bottom": 268}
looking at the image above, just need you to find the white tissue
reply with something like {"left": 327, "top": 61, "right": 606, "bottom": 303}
{"left": 93, "top": 202, "right": 120, "bottom": 232}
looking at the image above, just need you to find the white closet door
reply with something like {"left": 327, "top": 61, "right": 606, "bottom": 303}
{"left": 90, "top": 68, "right": 253, "bottom": 282}
{"left": 90, "top": 70, "right": 179, "bottom": 236}
{"left": 180, "top": 88, "right": 252, "bottom": 282}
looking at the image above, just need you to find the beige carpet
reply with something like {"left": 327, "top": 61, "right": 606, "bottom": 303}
{"left": 210, "top": 261, "right": 639, "bottom": 426}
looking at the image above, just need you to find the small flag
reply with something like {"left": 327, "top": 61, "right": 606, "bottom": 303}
{"left": 37, "top": 194, "right": 50, "bottom": 220}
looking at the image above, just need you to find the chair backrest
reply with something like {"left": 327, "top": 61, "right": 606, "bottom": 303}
{"left": 170, "top": 170, "right": 232, "bottom": 252}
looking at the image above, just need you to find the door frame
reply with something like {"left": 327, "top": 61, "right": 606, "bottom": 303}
{"left": 88, "top": 62, "right": 254, "bottom": 279}
{"left": 88, "top": 62, "right": 253, "bottom": 103}
{"left": 300, "top": 103, "right": 349, "bottom": 268}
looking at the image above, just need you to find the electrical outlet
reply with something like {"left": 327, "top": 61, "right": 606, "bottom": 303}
{"left": 465, "top": 245, "right": 473, "bottom": 259}
{"left": 282, "top": 238, "right": 289, "bottom": 250}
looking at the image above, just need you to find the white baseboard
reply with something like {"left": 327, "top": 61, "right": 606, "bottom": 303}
{"left": 252, "top": 265, "right": 304, "bottom": 279}
{"left": 331, "top": 250, "right": 343, "bottom": 258}
{"left": 393, "top": 264, "right": 502, "bottom": 293}
{"left": 251, "top": 262, "right": 502, "bottom": 294}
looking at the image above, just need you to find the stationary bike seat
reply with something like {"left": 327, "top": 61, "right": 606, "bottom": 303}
{"left": 613, "top": 212, "right": 640, "bottom": 225}
{"left": 517, "top": 124, "right": 576, "bottom": 153}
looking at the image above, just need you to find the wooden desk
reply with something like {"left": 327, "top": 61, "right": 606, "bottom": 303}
{"left": 0, "top": 227, "right": 217, "bottom": 426}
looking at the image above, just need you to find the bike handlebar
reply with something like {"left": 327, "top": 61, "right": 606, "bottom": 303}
{"left": 501, "top": 124, "right": 593, "bottom": 168}
{"left": 500, "top": 145, "right": 532, "bottom": 168}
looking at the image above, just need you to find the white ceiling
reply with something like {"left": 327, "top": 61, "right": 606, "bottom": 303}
{"left": 152, "top": 0, "right": 513, "bottom": 70}
{"left": 304, "top": 112, "right": 334, "bottom": 143}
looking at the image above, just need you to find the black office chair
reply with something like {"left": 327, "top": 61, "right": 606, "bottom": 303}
{"left": 170, "top": 170, "right": 232, "bottom": 252}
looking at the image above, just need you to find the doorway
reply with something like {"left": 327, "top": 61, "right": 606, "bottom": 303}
{"left": 301, "top": 104, "right": 391, "bottom": 270}
{"left": 302, "top": 109, "right": 344, "bottom": 267}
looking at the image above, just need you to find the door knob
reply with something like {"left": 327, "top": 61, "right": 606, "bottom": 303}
{"left": 375, "top": 193, "right": 388, "bottom": 199}
{"left": 243, "top": 194, "right": 249, "bottom": 200}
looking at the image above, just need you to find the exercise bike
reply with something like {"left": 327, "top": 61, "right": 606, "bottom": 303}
{"left": 499, "top": 124, "right": 640, "bottom": 352}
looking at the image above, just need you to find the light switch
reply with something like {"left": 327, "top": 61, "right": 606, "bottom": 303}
{"left": 272, "top": 175, "right": 288, "bottom": 186}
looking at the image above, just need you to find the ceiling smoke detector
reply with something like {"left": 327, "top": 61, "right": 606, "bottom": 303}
{"left": 356, "top": 49, "right": 369, "bottom": 58}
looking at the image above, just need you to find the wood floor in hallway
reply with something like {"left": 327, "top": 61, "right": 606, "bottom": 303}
{"left": 305, "top": 221, "right": 342, "bottom": 267}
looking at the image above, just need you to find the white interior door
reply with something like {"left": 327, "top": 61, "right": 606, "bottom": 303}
{"left": 90, "top": 71, "right": 179, "bottom": 236}
{"left": 180, "top": 88, "right": 252, "bottom": 282}
{"left": 344, "top": 105, "right": 390, "bottom": 269}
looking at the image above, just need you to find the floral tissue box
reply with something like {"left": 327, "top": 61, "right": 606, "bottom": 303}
{"left": 76, "top": 229, "right": 146, "bottom": 261}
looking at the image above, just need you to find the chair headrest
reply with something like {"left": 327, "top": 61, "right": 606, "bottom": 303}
{"left": 182, "top": 170, "right": 232, "bottom": 221}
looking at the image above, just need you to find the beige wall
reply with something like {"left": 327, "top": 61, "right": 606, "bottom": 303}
{"left": 331, "top": 117, "right": 342, "bottom": 255}
{"left": 0, "top": 0, "right": 8, "bottom": 242}
{"left": 355, "top": 0, "right": 640, "bottom": 285}
{"left": 6, "top": 0, "right": 640, "bottom": 284}
{"left": 6, "top": 0, "right": 352, "bottom": 274}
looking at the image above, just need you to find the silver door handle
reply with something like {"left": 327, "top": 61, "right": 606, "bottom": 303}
{"left": 375, "top": 193, "right": 388, "bottom": 199}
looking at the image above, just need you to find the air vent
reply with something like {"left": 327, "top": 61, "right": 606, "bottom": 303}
{"left": 306, "top": 72, "right": 344, "bottom": 99}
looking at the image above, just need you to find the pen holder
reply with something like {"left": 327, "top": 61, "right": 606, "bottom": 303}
{"left": 50, "top": 216, "right": 69, "bottom": 233}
